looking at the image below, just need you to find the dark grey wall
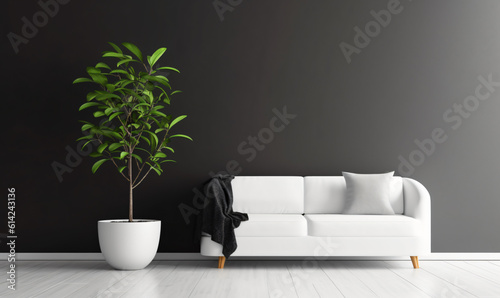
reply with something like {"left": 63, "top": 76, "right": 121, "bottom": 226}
{"left": 2, "top": 0, "right": 500, "bottom": 252}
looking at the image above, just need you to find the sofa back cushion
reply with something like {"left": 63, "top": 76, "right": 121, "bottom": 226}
{"left": 232, "top": 176, "right": 304, "bottom": 213}
{"left": 304, "top": 176, "right": 404, "bottom": 214}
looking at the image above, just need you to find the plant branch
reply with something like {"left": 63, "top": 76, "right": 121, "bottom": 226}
{"left": 96, "top": 138, "right": 129, "bottom": 181}
{"left": 132, "top": 166, "right": 154, "bottom": 189}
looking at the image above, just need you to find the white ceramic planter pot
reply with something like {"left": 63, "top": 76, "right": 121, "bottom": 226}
{"left": 98, "top": 220, "right": 161, "bottom": 270}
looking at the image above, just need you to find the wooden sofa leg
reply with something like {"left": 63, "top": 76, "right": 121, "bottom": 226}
{"left": 218, "top": 256, "right": 226, "bottom": 269}
{"left": 410, "top": 256, "right": 419, "bottom": 269}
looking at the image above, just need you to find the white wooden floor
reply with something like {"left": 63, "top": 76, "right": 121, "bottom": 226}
{"left": 1, "top": 260, "right": 500, "bottom": 297}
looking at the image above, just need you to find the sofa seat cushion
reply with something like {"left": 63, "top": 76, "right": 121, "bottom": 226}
{"left": 235, "top": 214, "right": 308, "bottom": 237}
{"left": 305, "top": 214, "right": 421, "bottom": 237}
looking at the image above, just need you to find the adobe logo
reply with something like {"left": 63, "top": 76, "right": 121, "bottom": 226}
{"left": 7, "top": 0, "right": 71, "bottom": 54}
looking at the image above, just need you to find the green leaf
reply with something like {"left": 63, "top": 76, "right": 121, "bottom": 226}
{"left": 96, "top": 62, "right": 111, "bottom": 69}
{"left": 149, "top": 47, "right": 166, "bottom": 67}
{"left": 171, "top": 90, "right": 182, "bottom": 96}
{"left": 118, "top": 166, "right": 127, "bottom": 173}
{"left": 120, "top": 152, "right": 129, "bottom": 160}
{"left": 154, "top": 128, "right": 165, "bottom": 134}
{"left": 86, "top": 66, "right": 101, "bottom": 74}
{"left": 102, "top": 52, "right": 127, "bottom": 58}
{"left": 169, "top": 134, "right": 193, "bottom": 141}
{"left": 109, "top": 111, "right": 124, "bottom": 121}
{"left": 121, "top": 89, "right": 143, "bottom": 101}
{"left": 108, "top": 42, "right": 123, "bottom": 54}
{"left": 145, "top": 131, "right": 159, "bottom": 148}
{"left": 150, "top": 110, "right": 167, "bottom": 118}
{"left": 97, "top": 143, "right": 108, "bottom": 154}
{"left": 146, "top": 163, "right": 162, "bottom": 175}
{"left": 89, "top": 152, "right": 102, "bottom": 158}
{"left": 105, "top": 84, "right": 115, "bottom": 93}
{"left": 144, "top": 75, "right": 170, "bottom": 88}
{"left": 169, "top": 115, "right": 187, "bottom": 129}
{"left": 140, "top": 136, "right": 151, "bottom": 146}
{"left": 82, "top": 140, "right": 94, "bottom": 150}
{"left": 95, "top": 93, "right": 121, "bottom": 101}
{"left": 76, "top": 135, "right": 93, "bottom": 141}
{"left": 93, "top": 111, "right": 105, "bottom": 118}
{"left": 131, "top": 154, "right": 143, "bottom": 163}
{"left": 122, "top": 42, "right": 143, "bottom": 62}
{"left": 73, "top": 78, "right": 93, "bottom": 84}
{"left": 143, "top": 89, "right": 154, "bottom": 103}
{"left": 104, "top": 131, "right": 122, "bottom": 139}
{"left": 110, "top": 69, "right": 129, "bottom": 75}
{"left": 160, "top": 159, "right": 176, "bottom": 164}
{"left": 108, "top": 143, "right": 122, "bottom": 151}
{"left": 156, "top": 66, "right": 180, "bottom": 73}
{"left": 152, "top": 167, "right": 162, "bottom": 175}
{"left": 155, "top": 75, "right": 169, "bottom": 82}
{"left": 132, "top": 103, "right": 151, "bottom": 111}
{"left": 104, "top": 107, "right": 116, "bottom": 116}
{"left": 154, "top": 152, "right": 167, "bottom": 158}
{"left": 143, "top": 121, "right": 152, "bottom": 130}
{"left": 79, "top": 102, "right": 101, "bottom": 111}
{"left": 117, "top": 58, "right": 137, "bottom": 67}
{"left": 81, "top": 124, "right": 94, "bottom": 131}
{"left": 86, "top": 91, "right": 98, "bottom": 101}
{"left": 89, "top": 73, "right": 108, "bottom": 85}
{"left": 163, "top": 147, "right": 175, "bottom": 153}
{"left": 150, "top": 117, "right": 161, "bottom": 127}
{"left": 145, "top": 81, "right": 155, "bottom": 91}
{"left": 92, "top": 159, "right": 109, "bottom": 173}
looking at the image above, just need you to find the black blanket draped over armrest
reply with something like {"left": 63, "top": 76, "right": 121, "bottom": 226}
{"left": 199, "top": 174, "right": 248, "bottom": 258}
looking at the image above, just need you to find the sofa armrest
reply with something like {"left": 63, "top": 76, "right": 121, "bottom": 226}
{"left": 403, "top": 178, "right": 431, "bottom": 253}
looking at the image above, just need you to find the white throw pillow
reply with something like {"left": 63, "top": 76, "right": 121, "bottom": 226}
{"left": 342, "top": 172, "right": 395, "bottom": 215}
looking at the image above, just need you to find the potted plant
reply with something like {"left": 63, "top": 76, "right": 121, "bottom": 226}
{"left": 74, "top": 42, "right": 191, "bottom": 270}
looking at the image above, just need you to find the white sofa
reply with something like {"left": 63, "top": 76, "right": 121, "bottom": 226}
{"left": 200, "top": 176, "right": 430, "bottom": 269}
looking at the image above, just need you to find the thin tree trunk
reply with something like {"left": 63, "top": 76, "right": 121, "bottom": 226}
{"left": 129, "top": 154, "right": 133, "bottom": 222}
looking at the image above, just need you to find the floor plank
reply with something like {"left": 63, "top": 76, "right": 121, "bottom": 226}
{"left": 92, "top": 261, "right": 170, "bottom": 297}
{"left": 195, "top": 261, "right": 268, "bottom": 298}
{"left": 105, "top": 261, "right": 178, "bottom": 297}
{"left": 448, "top": 261, "right": 500, "bottom": 286}
{"left": 287, "top": 260, "right": 344, "bottom": 298}
{"left": 422, "top": 261, "right": 500, "bottom": 297}
{"left": 187, "top": 261, "right": 235, "bottom": 298}
{"left": 474, "top": 261, "right": 500, "bottom": 276}
{"left": 67, "top": 262, "right": 143, "bottom": 298}
{"left": 383, "top": 261, "right": 476, "bottom": 298}
{"left": 320, "top": 261, "right": 378, "bottom": 298}
{"left": 120, "top": 261, "right": 205, "bottom": 298}
{"left": 0, "top": 261, "right": 99, "bottom": 297}
{"left": 33, "top": 283, "right": 87, "bottom": 298}
{"left": 489, "top": 261, "right": 500, "bottom": 267}
{"left": 342, "top": 261, "right": 431, "bottom": 298}
{"left": 1, "top": 260, "right": 500, "bottom": 297}
{"left": 265, "top": 261, "right": 299, "bottom": 298}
